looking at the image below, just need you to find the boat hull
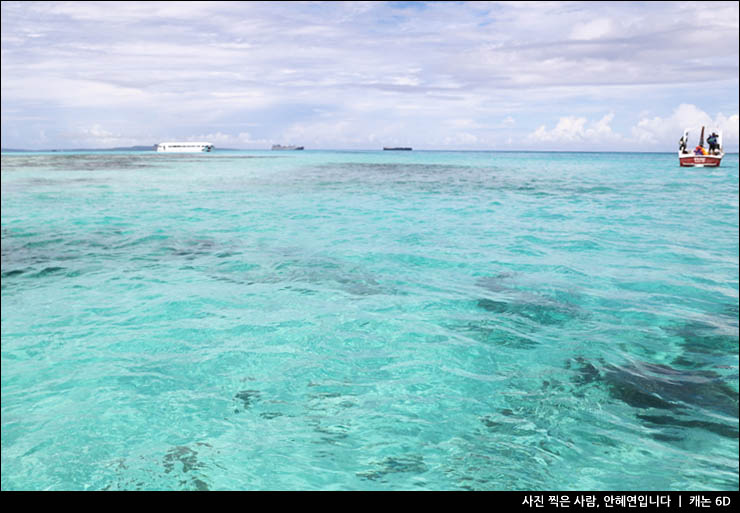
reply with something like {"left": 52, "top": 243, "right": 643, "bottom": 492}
{"left": 679, "top": 154, "right": 722, "bottom": 167}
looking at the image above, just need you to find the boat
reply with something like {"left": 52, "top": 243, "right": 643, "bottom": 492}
{"left": 156, "top": 142, "right": 214, "bottom": 153}
{"left": 383, "top": 147, "right": 412, "bottom": 151}
{"left": 678, "top": 126, "right": 723, "bottom": 167}
{"left": 271, "top": 144, "right": 304, "bottom": 150}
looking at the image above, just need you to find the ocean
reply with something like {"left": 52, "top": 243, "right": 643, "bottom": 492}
{"left": 1, "top": 149, "right": 738, "bottom": 490}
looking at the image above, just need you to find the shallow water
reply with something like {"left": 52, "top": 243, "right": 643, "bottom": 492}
{"left": 1, "top": 150, "right": 738, "bottom": 490}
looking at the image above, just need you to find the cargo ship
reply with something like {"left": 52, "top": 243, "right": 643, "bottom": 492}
{"left": 271, "top": 144, "right": 304, "bottom": 150}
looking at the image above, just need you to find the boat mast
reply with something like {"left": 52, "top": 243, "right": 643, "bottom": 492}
{"left": 699, "top": 126, "right": 705, "bottom": 147}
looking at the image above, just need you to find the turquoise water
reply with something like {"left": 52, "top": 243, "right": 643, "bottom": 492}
{"left": 1, "top": 150, "right": 738, "bottom": 491}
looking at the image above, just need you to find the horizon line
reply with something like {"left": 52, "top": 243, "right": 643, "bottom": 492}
{"left": 0, "top": 145, "right": 740, "bottom": 154}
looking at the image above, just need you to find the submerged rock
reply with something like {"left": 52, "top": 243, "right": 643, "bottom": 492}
{"left": 570, "top": 357, "right": 738, "bottom": 438}
{"left": 572, "top": 358, "right": 737, "bottom": 414}
{"left": 234, "top": 389, "right": 261, "bottom": 411}
{"left": 477, "top": 297, "right": 577, "bottom": 326}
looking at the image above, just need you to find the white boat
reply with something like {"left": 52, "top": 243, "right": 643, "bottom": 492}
{"left": 678, "top": 127, "right": 723, "bottom": 167}
{"left": 156, "top": 142, "right": 214, "bottom": 153}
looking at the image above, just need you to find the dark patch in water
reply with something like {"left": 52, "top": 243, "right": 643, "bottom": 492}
{"left": 162, "top": 445, "right": 211, "bottom": 491}
{"left": 570, "top": 357, "right": 738, "bottom": 439}
{"left": 573, "top": 358, "right": 738, "bottom": 413}
{"left": 357, "top": 455, "right": 427, "bottom": 481}
{"left": 666, "top": 319, "right": 739, "bottom": 358}
{"left": 636, "top": 414, "right": 738, "bottom": 439}
{"left": 480, "top": 411, "right": 541, "bottom": 437}
{"left": 477, "top": 297, "right": 575, "bottom": 326}
{"left": 324, "top": 162, "right": 473, "bottom": 174}
{"left": 1, "top": 153, "right": 162, "bottom": 173}
{"left": 723, "top": 303, "right": 740, "bottom": 325}
{"left": 163, "top": 238, "right": 217, "bottom": 259}
{"left": 32, "top": 266, "right": 66, "bottom": 277}
{"left": 456, "top": 320, "right": 539, "bottom": 349}
{"left": 476, "top": 273, "right": 517, "bottom": 293}
{"left": 267, "top": 256, "right": 386, "bottom": 296}
{"left": 0, "top": 230, "right": 233, "bottom": 280}
{"left": 308, "top": 162, "right": 500, "bottom": 193}
{"left": 259, "top": 412, "right": 283, "bottom": 420}
{"left": 312, "top": 423, "right": 351, "bottom": 445}
{"left": 234, "top": 389, "right": 261, "bottom": 411}
{"left": 163, "top": 446, "right": 204, "bottom": 474}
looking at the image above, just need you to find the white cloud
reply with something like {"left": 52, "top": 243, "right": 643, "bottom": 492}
{"left": 1, "top": 1, "right": 738, "bottom": 150}
{"left": 186, "top": 131, "right": 270, "bottom": 148}
{"left": 570, "top": 18, "right": 614, "bottom": 41}
{"left": 527, "top": 107, "right": 739, "bottom": 151}
{"left": 443, "top": 132, "right": 479, "bottom": 147}
{"left": 2, "top": 74, "right": 151, "bottom": 109}
{"left": 632, "top": 104, "right": 739, "bottom": 148}
{"left": 41, "top": 1, "right": 224, "bottom": 23}
{"left": 281, "top": 120, "right": 361, "bottom": 148}
{"left": 528, "top": 113, "right": 621, "bottom": 146}
{"left": 61, "top": 124, "right": 141, "bottom": 147}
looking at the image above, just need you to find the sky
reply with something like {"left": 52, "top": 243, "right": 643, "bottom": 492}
{"left": 1, "top": 1, "right": 739, "bottom": 151}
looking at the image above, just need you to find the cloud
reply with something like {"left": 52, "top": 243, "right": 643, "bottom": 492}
{"left": 632, "top": 104, "right": 740, "bottom": 148}
{"left": 60, "top": 124, "right": 142, "bottom": 147}
{"left": 528, "top": 113, "right": 621, "bottom": 146}
{"left": 1, "top": 1, "right": 738, "bottom": 149}
{"left": 527, "top": 106, "right": 739, "bottom": 151}
{"left": 280, "top": 119, "right": 373, "bottom": 148}
{"left": 187, "top": 131, "right": 270, "bottom": 148}
{"left": 3, "top": 76, "right": 150, "bottom": 108}
{"left": 570, "top": 18, "right": 615, "bottom": 41}
{"left": 443, "top": 132, "right": 479, "bottom": 147}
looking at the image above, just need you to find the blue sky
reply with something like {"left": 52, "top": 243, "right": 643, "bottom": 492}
{"left": 2, "top": 1, "right": 738, "bottom": 151}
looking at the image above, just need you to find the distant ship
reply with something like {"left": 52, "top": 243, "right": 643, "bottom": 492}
{"left": 383, "top": 147, "right": 412, "bottom": 151}
{"left": 271, "top": 144, "right": 304, "bottom": 150}
{"left": 156, "top": 142, "right": 213, "bottom": 153}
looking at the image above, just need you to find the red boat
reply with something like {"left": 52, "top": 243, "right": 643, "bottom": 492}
{"left": 678, "top": 126, "right": 724, "bottom": 167}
